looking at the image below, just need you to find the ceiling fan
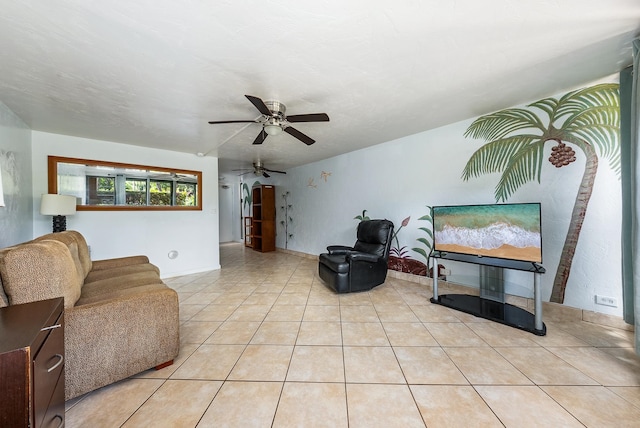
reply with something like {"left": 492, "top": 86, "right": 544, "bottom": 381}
{"left": 234, "top": 161, "right": 286, "bottom": 178}
{"left": 208, "top": 95, "right": 329, "bottom": 145}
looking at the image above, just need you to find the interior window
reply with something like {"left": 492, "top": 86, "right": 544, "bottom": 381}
{"left": 48, "top": 156, "right": 202, "bottom": 211}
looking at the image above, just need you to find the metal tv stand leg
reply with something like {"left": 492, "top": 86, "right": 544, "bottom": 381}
{"left": 534, "top": 271, "right": 543, "bottom": 331}
{"left": 432, "top": 256, "right": 439, "bottom": 299}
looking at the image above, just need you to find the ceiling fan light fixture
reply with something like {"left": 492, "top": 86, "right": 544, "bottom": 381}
{"left": 264, "top": 124, "right": 283, "bottom": 136}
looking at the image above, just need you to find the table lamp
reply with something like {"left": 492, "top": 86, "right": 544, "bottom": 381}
{"left": 41, "top": 194, "right": 76, "bottom": 232}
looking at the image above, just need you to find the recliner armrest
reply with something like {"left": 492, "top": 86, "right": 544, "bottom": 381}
{"left": 347, "top": 252, "right": 381, "bottom": 263}
{"left": 327, "top": 245, "right": 354, "bottom": 255}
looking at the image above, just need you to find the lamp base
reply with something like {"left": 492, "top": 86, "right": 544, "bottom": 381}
{"left": 52, "top": 215, "right": 67, "bottom": 233}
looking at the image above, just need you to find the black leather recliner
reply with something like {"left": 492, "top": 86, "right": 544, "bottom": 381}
{"left": 318, "top": 219, "right": 394, "bottom": 293}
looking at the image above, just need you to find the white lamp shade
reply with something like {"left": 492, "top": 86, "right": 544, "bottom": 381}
{"left": 40, "top": 194, "right": 77, "bottom": 215}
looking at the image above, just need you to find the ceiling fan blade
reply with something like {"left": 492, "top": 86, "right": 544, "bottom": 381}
{"left": 284, "top": 126, "right": 315, "bottom": 145}
{"left": 263, "top": 167, "right": 287, "bottom": 174}
{"left": 262, "top": 171, "right": 271, "bottom": 178}
{"left": 245, "top": 95, "right": 272, "bottom": 116}
{"left": 286, "top": 113, "right": 330, "bottom": 123}
{"left": 252, "top": 129, "right": 268, "bottom": 145}
{"left": 208, "top": 119, "right": 258, "bottom": 124}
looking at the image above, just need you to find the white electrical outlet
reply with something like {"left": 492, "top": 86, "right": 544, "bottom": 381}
{"left": 442, "top": 268, "right": 451, "bottom": 276}
{"left": 595, "top": 295, "right": 617, "bottom": 307}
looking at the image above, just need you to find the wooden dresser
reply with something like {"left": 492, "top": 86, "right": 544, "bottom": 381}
{"left": 0, "top": 298, "right": 65, "bottom": 427}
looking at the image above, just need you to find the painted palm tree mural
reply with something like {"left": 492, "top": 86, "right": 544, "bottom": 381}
{"left": 462, "top": 83, "right": 620, "bottom": 304}
{"left": 242, "top": 180, "right": 261, "bottom": 212}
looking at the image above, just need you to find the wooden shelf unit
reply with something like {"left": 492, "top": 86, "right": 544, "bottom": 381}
{"left": 244, "top": 216, "right": 253, "bottom": 247}
{"left": 251, "top": 185, "right": 276, "bottom": 252}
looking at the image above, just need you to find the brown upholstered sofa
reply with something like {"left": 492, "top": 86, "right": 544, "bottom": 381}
{"left": 0, "top": 231, "right": 179, "bottom": 400}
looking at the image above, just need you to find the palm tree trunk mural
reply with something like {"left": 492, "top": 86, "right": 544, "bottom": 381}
{"left": 462, "top": 84, "right": 620, "bottom": 304}
{"left": 551, "top": 139, "right": 598, "bottom": 303}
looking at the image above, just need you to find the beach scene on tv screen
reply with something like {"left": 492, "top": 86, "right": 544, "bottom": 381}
{"left": 433, "top": 204, "right": 542, "bottom": 263}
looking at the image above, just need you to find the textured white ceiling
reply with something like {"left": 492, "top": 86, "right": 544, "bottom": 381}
{"left": 0, "top": 1, "right": 638, "bottom": 174}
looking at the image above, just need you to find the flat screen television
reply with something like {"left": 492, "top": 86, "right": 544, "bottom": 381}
{"left": 432, "top": 203, "right": 542, "bottom": 263}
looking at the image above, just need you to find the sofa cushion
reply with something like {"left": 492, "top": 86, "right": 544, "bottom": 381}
{"left": 67, "top": 241, "right": 85, "bottom": 280}
{"left": 34, "top": 230, "right": 92, "bottom": 278}
{"left": 67, "top": 231, "right": 93, "bottom": 277}
{"left": 77, "top": 270, "right": 165, "bottom": 304}
{"left": 84, "top": 262, "right": 160, "bottom": 284}
{"left": 91, "top": 255, "right": 151, "bottom": 271}
{"left": 74, "top": 282, "right": 171, "bottom": 306}
{"left": 0, "top": 240, "right": 82, "bottom": 308}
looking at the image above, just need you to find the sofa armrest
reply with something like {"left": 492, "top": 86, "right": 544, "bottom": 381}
{"left": 327, "top": 245, "right": 354, "bottom": 255}
{"left": 91, "top": 255, "right": 150, "bottom": 271}
{"left": 64, "top": 285, "right": 179, "bottom": 400}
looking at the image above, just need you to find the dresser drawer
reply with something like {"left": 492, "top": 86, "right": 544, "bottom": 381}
{"left": 40, "top": 373, "right": 65, "bottom": 428}
{"left": 33, "top": 312, "right": 64, "bottom": 428}
{"left": 0, "top": 298, "right": 64, "bottom": 428}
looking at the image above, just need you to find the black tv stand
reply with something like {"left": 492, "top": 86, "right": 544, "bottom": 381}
{"left": 430, "top": 251, "right": 546, "bottom": 336}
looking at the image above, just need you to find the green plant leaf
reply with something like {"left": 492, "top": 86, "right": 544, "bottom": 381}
{"left": 494, "top": 141, "right": 545, "bottom": 201}
{"left": 528, "top": 97, "right": 560, "bottom": 117}
{"left": 354, "top": 209, "right": 370, "bottom": 221}
{"left": 559, "top": 89, "right": 620, "bottom": 175}
{"left": 418, "top": 227, "right": 433, "bottom": 239}
{"left": 554, "top": 83, "right": 619, "bottom": 120}
{"left": 416, "top": 237, "right": 432, "bottom": 249}
{"left": 412, "top": 247, "right": 429, "bottom": 261}
{"left": 462, "top": 135, "right": 540, "bottom": 180}
{"left": 464, "top": 108, "right": 545, "bottom": 141}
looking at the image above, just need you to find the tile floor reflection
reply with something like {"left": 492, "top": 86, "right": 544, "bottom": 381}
{"left": 66, "top": 243, "right": 640, "bottom": 427}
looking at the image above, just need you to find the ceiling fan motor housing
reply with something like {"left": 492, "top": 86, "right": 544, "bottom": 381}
{"left": 263, "top": 101, "right": 286, "bottom": 133}
{"left": 264, "top": 100, "right": 286, "bottom": 118}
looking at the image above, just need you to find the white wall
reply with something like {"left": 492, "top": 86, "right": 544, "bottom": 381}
{"left": 0, "top": 101, "right": 33, "bottom": 247}
{"left": 278, "top": 92, "right": 623, "bottom": 316}
{"left": 218, "top": 174, "right": 237, "bottom": 242}
{"left": 31, "top": 131, "right": 220, "bottom": 277}
{"left": 218, "top": 172, "right": 274, "bottom": 243}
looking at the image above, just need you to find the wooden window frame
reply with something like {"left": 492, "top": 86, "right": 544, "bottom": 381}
{"left": 48, "top": 156, "right": 203, "bottom": 211}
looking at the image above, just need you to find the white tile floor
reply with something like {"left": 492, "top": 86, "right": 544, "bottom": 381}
{"left": 65, "top": 242, "right": 640, "bottom": 427}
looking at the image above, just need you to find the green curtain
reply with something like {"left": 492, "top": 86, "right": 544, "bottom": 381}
{"left": 620, "top": 39, "right": 639, "bottom": 355}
